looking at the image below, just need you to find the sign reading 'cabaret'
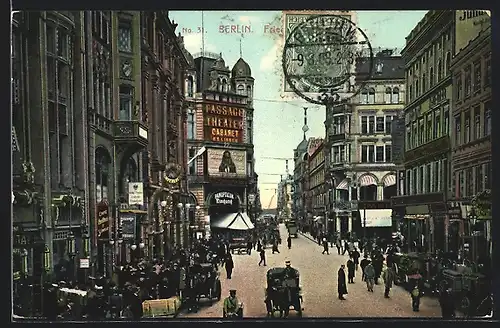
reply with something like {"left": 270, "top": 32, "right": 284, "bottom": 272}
{"left": 204, "top": 103, "right": 245, "bottom": 143}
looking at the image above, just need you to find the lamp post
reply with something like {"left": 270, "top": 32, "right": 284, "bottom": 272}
{"left": 467, "top": 208, "right": 478, "bottom": 264}
{"left": 67, "top": 231, "right": 76, "bottom": 282}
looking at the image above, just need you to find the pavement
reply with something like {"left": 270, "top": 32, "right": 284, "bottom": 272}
{"left": 180, "top": 223, "right": 443, "bottom": 318}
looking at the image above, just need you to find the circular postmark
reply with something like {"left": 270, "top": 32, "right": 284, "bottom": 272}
{"left": 282, "top": 15, "right": 374, "bottom": 105}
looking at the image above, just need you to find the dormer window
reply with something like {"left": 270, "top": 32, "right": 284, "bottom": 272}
{"left": 376, "top": 62, "right": 383, "bottom": 73}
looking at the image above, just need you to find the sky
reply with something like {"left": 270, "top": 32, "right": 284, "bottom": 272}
{"left": 169, "top": 10, "right": 427, "bottom": 209}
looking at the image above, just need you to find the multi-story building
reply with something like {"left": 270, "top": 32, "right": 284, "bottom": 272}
{"left": 11, "top": 11, "right": 189, "bottom": 315}
{"left": 449, "top": 12, "right": 491, "bottom": 259}
{"left": 185, "top": 52, "right": 256, "bottom": 233}
{"left": 292, "top": 138, "right": 309, "bottom": 229}
{"left": 308, "top": 140, "right": 326, "bottom": 223}
{"left": 392, "top": 10, "right": 455, "bottom": 253}
{"left": 276, "top": 175, "right": 294, "bottom": 221}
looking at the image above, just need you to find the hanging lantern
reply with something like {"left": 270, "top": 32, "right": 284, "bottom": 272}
{"left": 43, "top": 245, "right": 51, "bottom": 271}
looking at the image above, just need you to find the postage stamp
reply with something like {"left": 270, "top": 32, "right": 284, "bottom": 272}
{"left": 282, "top": 14, "right": 374, "bottom": 105}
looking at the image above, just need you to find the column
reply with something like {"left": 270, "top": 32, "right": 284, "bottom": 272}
{"left": 336, "top": 216, "right": 341, "bottom": 234}
{"left": 348, "top": 214, "right": 352, "bottom": 232}
{"left": 377, "top": 184, "right": 384, "bottom": 200}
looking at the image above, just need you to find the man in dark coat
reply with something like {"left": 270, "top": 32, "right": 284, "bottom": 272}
{"left": 246, "top": 240, "right": 253, "bottom": 255}
{"left": 287, "top": 235, "right": 292, "bottom": 249}
{"left": 346, "top": 258, "right": 355, "bottom": 283}
{"left": 335, "top": 239, "right": 342, "bottom": 255}
{"left": 224, "top": 255, "right": 234, "bottom": 279}
{"left": 272, "top": 240, "right": 280, "bottom": 254}
{"left": 372, "top": 252, "right": 384, "bottom": 285}
{"left": 337, "top": 264, "right": 347, "bottom": 300}
{"left": 351, "top": 248, "right": 361, "bottom": 271}
{"left": 258, "top": 248, "right": 267, "bottom": 266}
{"left": 342, "top": 240, "right": 349, "bottom": 255}
{"left": 322, "top": 238, "right": 330, "bottom": 254}
{"left": 360, "top": 255, "right": 370, "bottom": 281}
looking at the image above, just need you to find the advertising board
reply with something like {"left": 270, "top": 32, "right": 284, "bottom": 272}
{"left": 206, "top": 149, "right": 247, "bottom": 177}
{"left": 204, "top": 103, "right": 245, "bottom": 143}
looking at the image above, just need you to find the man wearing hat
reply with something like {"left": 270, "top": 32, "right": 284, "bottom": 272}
{"left": 322, "top": 238, "right": 329, "bottom": 254}
{"left": 223, "top": 289, "right": 242, "bottom": 318}
{"left": 283, "top": 260, "right": 296, "bottom": 279}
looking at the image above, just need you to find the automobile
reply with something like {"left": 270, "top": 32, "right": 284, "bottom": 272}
{"left": 190, "top": 263, "right": 222, "bottom": 304}
{"left": 264, "top": 267, "right": 303, "bottom": 318}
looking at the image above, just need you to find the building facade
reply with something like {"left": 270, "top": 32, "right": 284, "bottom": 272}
{"left": 392, "top": 10, "right": 455, "bottom": 253}
{"left": 449, "top": 13, "right": 491, "bottom": 260}
{"left": 276, "top": 175, "right": 294, "bottom": 221}
{"left": 11, "top": 11, "right": 189, "bottom": 315}
{"left": 185, "top": 52, "right": 256, "bottom": 233}
{"left": 308, "top": 140, "right": 326, "bottom": 221}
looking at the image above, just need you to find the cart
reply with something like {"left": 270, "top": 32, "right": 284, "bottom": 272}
{"left": 264, "top": 267, "right": 303, "bottom": 318}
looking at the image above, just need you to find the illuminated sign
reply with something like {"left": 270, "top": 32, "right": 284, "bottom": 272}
{"left": 204, "top": 103, "right": 245, "bottom": 143}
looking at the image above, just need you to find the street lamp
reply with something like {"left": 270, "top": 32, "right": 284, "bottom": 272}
{"left": 43, "top": 245, "right": 51, "bottom": 272}
{"left": 20, "top": 249, "right": 28, "bottom": 276}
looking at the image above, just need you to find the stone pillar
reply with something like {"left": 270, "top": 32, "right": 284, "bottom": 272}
{"left": 336, "top": 215, "right": 341, "bottom": 233}
{"left": 377, "top": 184, "right": 384, "bottom": 200}
{"left": 348, "top": 214, "right": 352, "bottom": 232}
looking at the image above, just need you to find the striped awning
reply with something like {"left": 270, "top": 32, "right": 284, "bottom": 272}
{"left": 336, "top": 179, "right": 349, "bottom": 190}
{"left": 383, "top": 174, "right": 396, "bottom": 187}
{"left": 359, "top": 175, "right": 377, "bottom": 187}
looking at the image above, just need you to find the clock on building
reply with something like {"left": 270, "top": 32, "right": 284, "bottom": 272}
{"left": 122, "top": 61, "right": 132, "bottom": 77}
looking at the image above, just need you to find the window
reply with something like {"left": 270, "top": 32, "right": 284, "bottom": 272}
{"left": 368, "top": 145, "right": 374, "bottom": 162}
{"left": 187, "top": 76, "right": 194, "bottom": 97}
{"left": 93, "top": 12, "right": 110, "bottom": 44}
{"left": 368, "top": 116, "right": 375, "bottom": 134}
{"left": 118, "top": 25, "right": 132, "bottom": 52}
{"left": 434, "top": 111, "right": 441, "bottom": 139}
{"left": 455, "top": 74, "right": 462, "bottom": 100}
{"left": 247, "top": 120, "right": 253, "bottom": 144}
{"left": 361, "top": 116, "right": 368, "bottom": 134}
{"left": 418, "top": 119, "right": 424, "bottom": 145}
{"left": 455, "top": 116, "right": 461, "bottom": 146}
{"left": 429, "top": 67, "right": 434, "bottom": 87}
{"left": 246, "top": 85, "right": 252, "bottom": 99}
{"left": 406, "top": 126, "right": 411, "bottom": 150}
{"left": 392, "top": 87, "right": 400, "bottom": 103}
{"left": 360, "top": 89, "right": 368, "bottom": 104}
{"left": 484, "top": 101, "right": 491, "bottom": 136}
{"left": 437, "top": 60, "right": 442, "bottom": 81}
{"left": 473, "top": 61, "right": 481, "bottom": 93}
{"left": 188, "top": 148, "right": 196, "bottom": 175}
{"left": 484, "top": 162, "right": 491, "bottom": 190}
{"left": 426, "top": 115, "right": 433, "bottom": 142}
{"left": 361, "top": 145, "right": 372, "bottom": 163}
{"left": 376, "top": 117, "right": 385, "bottom": 133}
{"left": 368, "top": 88, "right": 375, "bottom": 103}
{"left": 418, "top": 166, "right": 424, "bottom": 194}
{"left": 415, "top": 80, "right": 419, "bottom": 96}
{"left": 466, "top": 167, "right": 473, "bottom": 197}
{"left": 474, "top": 106, "right": 480, "bottom": 140}
{"left": 412, "top": 122, "right": 417, "bottom": 148}
{"left": 443, "top": 105, "right": 449, "bottom": 137}
{"left": 385, "top": 144, "right": 391, "bottom": 162}
{"left": 433, "top": 162, "right": 439, "bottom": 192}
{"left": 187, "top": 110, "right": 195, "bottom": 139}
{"left": 385, "top": 115, "right": 393, "bottom": 134}
{"left": 422, "top": 73, "right": 426, "bottom": 92}
{"left": 409, "top": 85, "right": 413, "bottom": 102}
{"left": 376, "top": 146, "right": 384, "bottom": 162}
{"left": 484, "top": 55, "right": 491, "bottom": 87}
{"left": 464, "top": 66, "right": 472, "bottom": 97}
{"left": 474, "top": 165, "right": 483, "bottom": 194}
{"left": 464, "top": 111, "right": 470, "bottom": 144}
{"left": 119, "top": 85, "right": 133, "bottom": 120}
{"left": 95, "top": 148, "right": 110, "bottom": 203}
{"left": 385, "top": 88, "right": 391, "bottom": 103}
{"left": 425, "top": 164, "right": 431, "bottom": 193}
{"left": 446, "top": 52, "right": 451, "bottom": 73}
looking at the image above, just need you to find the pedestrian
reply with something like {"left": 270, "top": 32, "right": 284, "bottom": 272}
{"left": 347, "top": 257, "right": 355, "bottom": 283}
{"left": 410, "top": 282, "right": 421, "bottom": 312}
{"left": 337, "top": 264, "right": 348, "bottom": 300}
{"left": 272, "top": 240, "right": 280, "bottom": 254}
{"left": 246, "top": 240, "right": 253, "bottom": 255}
{"left": 259, "top": 248, "right": 267, "bottom": 266}
{"left": 439, "top": 282, "right": 456, "bottom": 318}
{"left": 372, "top": 252, "right": 384, "bottom": 285}
{"left": 360, "top": 254, "right": 370, "bottom": 282}
{"left": 224, "top": 255, "right": 234, "bottom": 279}
{"left": 335, "top": 239, "right": 342, "bottom": 255}
{"left": 364, "top": 261, "right": 375, "bottom": 292}
{"left": 342, "top": 240, "right": 349, "bottom": 255}
{"left": 322, "top": 238, "right": 329, "bottom": 255}
{"left": 287, "top": 235, "right": 292, "bottom": 249}
{"left": 352, "top": 248, "right": 360, "bottom": 271}
{"left": 257, "top": 240, "right": 262, "bottom": 252}
{"left": 382, "top": 266, "right": 394, "bottom": 298}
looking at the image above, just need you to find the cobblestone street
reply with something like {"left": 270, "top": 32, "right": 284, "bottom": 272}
{"left": 180, "top": 224, "right": 443, "bottom": 318}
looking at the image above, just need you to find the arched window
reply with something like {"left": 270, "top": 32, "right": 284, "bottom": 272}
{"left": 246, "top": 85, "right": 252, "bottom": 98}
{"left": 222, "top": 78, "right": 227, "bottom": 92}
{"left": 217, "top": 78, "right": 222, "bottom": 92}
{"left": 422, "top": 73, "right": 427, "bottom": 93}
{"left": 429, "top": 67, "right": 434, "bottom": 87}
{"left": 368, "top": 88, "right": 375, "bottom": 103}
{"left": 237, "top": 84, "right": 244, "bottom": 95}
{"left": 384, "top": 87, "right": 392, "bottom": 104}
{"left": 360, "top": 89, "right": 368, "bottom": 104}
{"left": 446, "top": 52, "right": 451, "bottom": 72}
{"left": 437, "top": 60, "right": 442, "bottom": 81}
{"left": 95, "top": 148, "right": 111, "bottom": 202}
{"left": 187, "top": 75, "right": 194, "bottom": 97}
{"left": 392, "top": 87, "right": 400, "bottom": 103}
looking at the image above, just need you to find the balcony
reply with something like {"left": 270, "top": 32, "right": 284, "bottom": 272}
{"left": 113, "top": 120, "right": 148, "bottom": 152}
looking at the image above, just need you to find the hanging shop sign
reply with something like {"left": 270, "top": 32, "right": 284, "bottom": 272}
{"left": 96, "top": 201, "right": 110, "bottom": 240}
{"left": 213, "top": 191, "right": 236, "bottom": 206}
{"left": 79, "top": 258, "right": 90, "bottom": 269}
{"left": 120, "top": 214, "right": 136, "bottom": 240}
{"left": 164, "top": 163, "right": 182, "bottom": 184}
{"left": 128, "top": 182, "right": 144, "bottom": 206}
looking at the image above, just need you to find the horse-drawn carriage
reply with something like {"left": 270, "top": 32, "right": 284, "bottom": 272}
{"left": 264, "top": 267, "right": 303, "bottom": 318}
{"left": 191, "top": 263, "right": 222, "bottom": 304}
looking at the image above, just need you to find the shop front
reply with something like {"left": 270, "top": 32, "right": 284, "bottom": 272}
{"left": 355, "top": 200, "right": 392, "bottom": 241}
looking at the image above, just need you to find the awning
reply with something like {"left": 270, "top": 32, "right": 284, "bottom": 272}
{"left": 406, "top": 205, "right": 429, "bottom": 215}
{"left": 336, "top": 179, "right": 349, "bottom": 190}
{"left": 359, "top": 175, "right": 377, "bottom": 187}
{"left": 210, "top": 212, "right": 255, "bottom": 230}
{"left": 360, "top": 209, "right": 392, "bottom": 227}
{"left": 383, "top": 174, "right": 396, "bottom": 187}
